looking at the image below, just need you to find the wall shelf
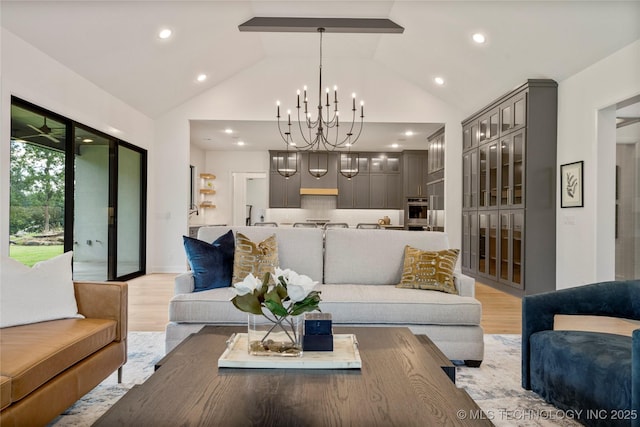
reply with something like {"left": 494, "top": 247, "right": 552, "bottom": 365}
{"left": 200, "top": 173, "right": 216, "bottom": 209}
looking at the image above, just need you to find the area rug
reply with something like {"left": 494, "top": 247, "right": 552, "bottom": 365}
{"left": 49, "top": 333, "right": 581, "bottom": 427}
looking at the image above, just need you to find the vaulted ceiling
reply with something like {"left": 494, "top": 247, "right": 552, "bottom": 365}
{"left": 2, "top": 1, "right": 639, "bottom": 150}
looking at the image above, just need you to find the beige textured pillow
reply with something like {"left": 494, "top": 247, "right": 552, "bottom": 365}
{"left": 232, "top": 233, "right": 279, "bottom": 284}
{"left": 397, "top": 246, "right": 459, "bottom": 294}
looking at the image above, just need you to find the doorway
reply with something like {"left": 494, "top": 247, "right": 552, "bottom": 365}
{"left": 615, "top": 97, "right": 640, "bottom": 280}
{"left": 232, "top": 172, "right": 267, "bottom": 226}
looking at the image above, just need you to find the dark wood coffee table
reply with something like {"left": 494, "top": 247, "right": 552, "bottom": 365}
{"left": 94, "top": 326, "right": 491, "bottom": 426}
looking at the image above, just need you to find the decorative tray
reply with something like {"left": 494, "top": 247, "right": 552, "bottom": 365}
{"left": 218, "top": 333, "right": 362, "bottom": 369}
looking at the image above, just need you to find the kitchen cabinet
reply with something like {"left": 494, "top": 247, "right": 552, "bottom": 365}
{"left": 460, "top": 79, "right": 557, "bottom": 296}
{"left": 402, "top": 151, "right": 428, "bottom": 198}
{"left": 269, "top": 151, "right": 301, "bottom": 208}
{"left": 370, "top": 173, "right": 401, "bottom": 209}
{"left": 301, "top": 152, "right": 338, "bottom": 189}
{"left": 370, "top": 153, "right": 401, "bottom": 174}
{"left": 338, "top": 155, "right": 370, "bottom": 208}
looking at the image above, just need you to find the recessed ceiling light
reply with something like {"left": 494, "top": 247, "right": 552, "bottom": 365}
{"left": 404, "top": 131, "right": 414, "bottom": 137}
{"left": 196, "top": 74, "right": 207, "bottom": 82}
{"left": 224, "top": 128, "right": 233, "bottom": 134}
{"left": 472, "top": 33, "right": 486, "bottom": 44}
{"left": 82, "top": 138, "right": 93, "bottom": 143}
{"left": 434, "top": 77, "right": 445, "bottom": 86}
{"left": 158, "top": 28, "right": 172, "bottom": 39}
{"left": 237, "top": 141, "right": 245, "bottom": 146}
{"left": 392, "top": 143, "right": 399, "bottom": 148}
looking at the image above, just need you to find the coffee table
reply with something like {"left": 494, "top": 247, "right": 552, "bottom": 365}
{"left": 94, "top": 326, "right": 491, "bottom": 426}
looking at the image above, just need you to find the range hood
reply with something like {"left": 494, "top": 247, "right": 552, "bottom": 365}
{"left": 300, "top": 188, "right": 339, "bottom": 196}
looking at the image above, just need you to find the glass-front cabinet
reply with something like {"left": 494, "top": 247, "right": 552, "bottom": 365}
{"left": 460, "top": 80, "right": 557, "bottom": 296}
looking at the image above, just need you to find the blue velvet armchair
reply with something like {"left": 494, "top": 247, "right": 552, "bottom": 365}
{"left": 522, "top": 280, "right": 640, "bottom": 427}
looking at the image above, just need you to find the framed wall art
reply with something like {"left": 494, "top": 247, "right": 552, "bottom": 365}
{"left": 560, "top": 161, "right": 584, "bottom": 208}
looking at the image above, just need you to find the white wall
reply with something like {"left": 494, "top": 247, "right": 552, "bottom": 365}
{"left": 153, "top": 56, "right": 464, "bottom": 272}
{"left": 1, "top": 29, "right": 154, "bottom": 261}
{"left": 556, "top": 40, "right": 640, "bottom": 288}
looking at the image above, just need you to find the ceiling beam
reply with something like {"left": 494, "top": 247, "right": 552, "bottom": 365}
{"left": 238, "top": 17, "right": 404, "bottom": 33}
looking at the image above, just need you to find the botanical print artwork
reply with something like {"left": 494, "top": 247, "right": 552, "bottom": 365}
{"left": 561, "top": 161, "right": 584, "bottom": 208}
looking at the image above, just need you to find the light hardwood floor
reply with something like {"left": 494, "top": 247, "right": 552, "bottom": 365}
{"left": 126, "top": 274, "right": 523, "bottom": 334}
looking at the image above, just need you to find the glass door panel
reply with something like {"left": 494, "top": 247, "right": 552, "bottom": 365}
{"left": 512, "top": 212, "right": 524, "bottom": 288}
{"left": 501, "top": 139, "right": 510, "bottom": 206}
{"left": 73, "top": 127, "right": 111, "bottom": 280}
{"left": 513, "top": 132, "right": 525, "bottom": 206}
{"left": 9, "top": 104, "right": 67, "bottom": 265}
{"left": 488, "top": 143, "right": 498, "bottom": 207}
{"left": 479, "top": 147, "right": 487, "bottom": 208}
{"left": 500, "top": 212, "right": 511, "bottom": 282}
{"left": 117, "top": 145, "right": 142, "bottom": 278}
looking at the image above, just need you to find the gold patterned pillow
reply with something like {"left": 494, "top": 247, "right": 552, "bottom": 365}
{"left": 397, "top": 246, "right": 459, "bottom": 294}
{"left": 232, "top": 233, "right": 279, "bottom": 284}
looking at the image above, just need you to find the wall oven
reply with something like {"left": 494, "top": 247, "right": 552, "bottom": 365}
{"left": 405, "top": 198, "right": 429, "bottom": 230}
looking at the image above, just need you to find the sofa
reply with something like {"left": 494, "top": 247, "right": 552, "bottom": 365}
{"left": 0, "top": 281, "right": 127, "bottom": 427}
{"left": 166, "top": 226, "right": 484, "bottom": 364}
{"left": 522, "top": 280, "right": 640, "bottom": 427}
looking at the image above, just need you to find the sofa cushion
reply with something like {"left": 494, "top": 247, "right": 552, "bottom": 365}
{"left": 312, "top": 284, "right": 480, "bottom": 326}
{"left": 197, "top": 227, "right": 324, "bottom": 283}
{"left": 0, "top": 318, "right": 117, "bottom": 402}
{"left": 169, "top": 287, "right": 248, "bottom": 324}
{"left": 397, "top": 246, "right": 459, "bottom": 294}
{"left": 324, "top": 229, "right": 456, "bottom": 285}
{"left": 530, "top": 330, "right": 632, "bottom": 425}
{"left": 232, "top": 233, "right": 278, "bottom": 284}
{"left": 183, "top": 230, "right": 235, "bottom": 292}
{"left": 0, "top": 252, "right": 81, "bottom": 328}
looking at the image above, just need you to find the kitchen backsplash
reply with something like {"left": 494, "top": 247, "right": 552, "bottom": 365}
{"left": 266, "top": 196, "right": 404, "bottom": 226}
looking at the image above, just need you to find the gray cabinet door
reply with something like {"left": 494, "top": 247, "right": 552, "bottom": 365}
{"left": 369, "top": 173, "right": 386, "bottom": 208}
{"left": 370, "top": 173, "right": 401, "bottom": 209}
{"left": 498, "top": 210, "right": 524, "bottom": 290}
{"left": 478, "top": 211, "right": 499, "bottom": 280}
{"left": 353, "top": 174, "right": 371, "bottom": 208}
{"left": 386, "top": 173, "right": 402, "bottom": 209}
{"left": 404, "top": 153, "right": 427, "bottom": 197}
{"left": 462, "top": 149, "right": 478, "bottom": 210}
{"left": 269, "top": 172, "right": 301, "bottom": 208}
{"left": 461, "top": 212, "right": 478, "bottom": 274}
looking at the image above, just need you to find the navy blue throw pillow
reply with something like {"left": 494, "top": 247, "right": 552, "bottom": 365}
{"left": 183, "top": 230, "right": 235, "bottom": 292}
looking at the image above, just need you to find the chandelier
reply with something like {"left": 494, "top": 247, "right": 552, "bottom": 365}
{"left": 276, "top": 28, "right": 364, "bottom": 179}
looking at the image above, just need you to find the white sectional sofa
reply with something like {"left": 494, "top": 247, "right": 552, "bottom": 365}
{"left": 166, "top": 226, "right": 484, "bottom": 365}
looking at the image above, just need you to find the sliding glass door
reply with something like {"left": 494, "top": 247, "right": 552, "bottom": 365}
{"left": 9, "top": 97, "right": 146, "bottom": 281}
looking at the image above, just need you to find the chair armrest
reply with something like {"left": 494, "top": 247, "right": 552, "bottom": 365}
{"left": 73, "top": 281, "right": 127, "bottom": 342}
{"left": 454, "top": 272, "right": 475, "bottom": 297}
{"left": 175, "top": 272, "right": 195, "bottom": 295}
{"left": 522, "top": 280, "right": 640, "bottom": 389}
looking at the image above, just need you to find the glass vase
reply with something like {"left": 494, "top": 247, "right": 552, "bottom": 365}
{"left": 247, "top": 313, "right": 303, "bottom": 357}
